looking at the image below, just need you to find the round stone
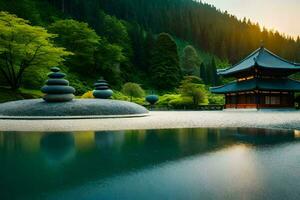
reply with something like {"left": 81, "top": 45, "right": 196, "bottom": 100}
{"left": 42, "top": 67, "right": 75, "bottom": 103}
{"left": 94, "top": 82, "right": 109, "bottom": 87}
{"left": 43, "top": 94, "right": 75, "bottom": 102}
{"left": 95, "top": 86, "right": 110, "bottom": 90}
{"left": 50, "top": 67, "right": 61, "bottom": 72}
{"left": 93, "top": 89, "right": 113, "bottom": 99}
{"left": 93, "top": 78, "right": 114, "bottom": 99}
{"left": 41, "top": 85, "right": 76, "bottom": 94}
{"left": 46, "top": 79, "right": 69, "bottom": 86}
{"left": 48, "top": 72, "right": 66, "bottom": 79}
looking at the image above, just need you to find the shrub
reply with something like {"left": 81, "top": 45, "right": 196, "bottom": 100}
{"left": 208, "top": 94, "right": 225, "bottom": 105}
{"left": 67, "top": 73, "right": 92, "bottom": 96}
{"left": 157, "top": 94, "right": 181, "bottom": 107}
{"left": 121, "top": 82, "right": 145, "bottom": 101}
{"left": 178, "top": 76, "right": 207, "bottom": 106}
{"left": 169, "top": 96, "right": 193, "bottom": 109}
{"left": 22, "top": 68, "right": 49, "bottom": 89}
{"left": 112, "top": 91, "right": 130, "bottom": 101}
{"left": 81, "top": 91, "right": 94, "bottom": 99}
{"left": 131, "top": 97, "right": 146, "bottom": 105}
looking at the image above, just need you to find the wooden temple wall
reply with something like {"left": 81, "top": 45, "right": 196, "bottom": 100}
{"left": 225, "top": 91, "right": 295, "bottom": 109}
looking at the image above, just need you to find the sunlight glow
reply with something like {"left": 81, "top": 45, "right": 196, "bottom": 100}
{"left": 202, "top": 0, "right": 300, "bottom": 38}
{"left": 294, "top": 130, "right": 300, "bottom": 138}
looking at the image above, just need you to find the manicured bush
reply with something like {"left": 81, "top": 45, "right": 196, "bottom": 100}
{"left": 112, "top": 91, "right": 130, "bottom": 101}
{"left": 178, "top": 76, "right": 208, "bottom": 106}
{"left": 121, "top": 82, "right": 145, "bottom": 101}
{"left": 156, "top": 94, "right": 181, "bottom": 107}
{"left": 208, "top": 94, "right": 225, "bottom": 105}
{"left": 169, "top": 96, "right": 194, "bottom": 109}
{"left": 113, "top": 91, "right": 145, "bottom": 105}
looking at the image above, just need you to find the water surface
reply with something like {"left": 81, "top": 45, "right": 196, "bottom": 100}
{"left": 0, "top": 128, "right": 299, "bottom": 200}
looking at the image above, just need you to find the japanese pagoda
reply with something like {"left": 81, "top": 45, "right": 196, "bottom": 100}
{"left": 210, "top": 46, "right": 300, "bottom": 109}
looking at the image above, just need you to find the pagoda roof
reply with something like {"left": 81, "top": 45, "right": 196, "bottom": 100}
{"left": 210, "top": 78, "right": 300, "bottom": 94}
{"left": 218, "top": 47, "right": 300, "bottom": 77}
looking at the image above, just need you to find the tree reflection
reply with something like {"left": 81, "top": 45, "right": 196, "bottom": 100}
{"left": 40, "top": 132, "right": 75, "bottom": 165}
{"left": 0, "top": 128, "right": 298, "bottom": 199}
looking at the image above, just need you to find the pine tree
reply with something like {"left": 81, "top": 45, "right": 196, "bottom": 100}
{"left": 199, "top": 62, "right": 207, "bottom": 84}
{"left": 150, "top": 33, "right": 181, "bottom": 90}
{"left": 181, "top": 45, "right": 200, "bottom": 76}
{"left": 144, "top": 31, "right": 155, "bottom": 72}
{"left": 208, "top": 58, "right": 219, "bottom": 86}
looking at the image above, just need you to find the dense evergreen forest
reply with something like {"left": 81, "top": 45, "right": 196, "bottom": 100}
{"left": 47, "top": 0, "right": 300, "bottom": 63}
{"left": 0, "top": 0, "right": 299, "bottom": 106}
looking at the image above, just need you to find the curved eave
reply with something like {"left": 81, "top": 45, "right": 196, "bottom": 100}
{"left": 217, "top": 67, "right": 253, "bottom": 77}
{"left": 218, "top": 64, "right": 300, "bottom": 77}
{"left": 218, "top": 47, "right": 300, "bottom": 77}
{"left": 210, "top": 79, "right": 256, "bottom": 94}
{"left": 210, "top": 78, "right": 300, "bottom": 94}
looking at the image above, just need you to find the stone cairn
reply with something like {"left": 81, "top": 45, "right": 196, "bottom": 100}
{"left": 93, "top": 77, "right": 113, "bottom": 99}
{"left": 41, "top": 67, "right": 75, "bottom": 102}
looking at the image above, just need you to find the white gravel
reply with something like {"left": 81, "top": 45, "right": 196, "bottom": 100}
{"left": 1, "top": 110, "right": 300, "bottom": 132}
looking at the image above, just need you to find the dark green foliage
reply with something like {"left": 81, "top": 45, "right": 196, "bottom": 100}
{"left": 208, "top": 93, "right": 225, "bottom": 105}
{"left": 97, "top": 0, "right": 300, "bottom": 63}
{"left": 66, "top": 73, "right": 92, "bottom": 96}
{"left": 1, "top": 0, "right": 300, "bottom": 103}
{"left": 48, "top": 19, "right": 100, "bottom": 75}
{"left": 181, "top": 45, "right": 200, "bottom": 75}
{"left": 150, "top": 33, "right": 181, "bottom": 91}
{"left": 0, "top": 12, "right": 70, "bottom": 90}
{"left": 144, "top": 32, "right": 155, "bottom": 72}
{"left": 179, "top": 76, "right": 206, "bottom": 106}
{"left": 0, "top": 87, "right": 43, "bottom": 103}
{"left": 200, "top": 63, "right": 207, "bottom": 84}
{"left": 22, "top": 68, "right": 49, "bottom": 89}
{"left": 207, "top": 58, "right": 220, "bottom": 86}
{"left": 94, "top": 39, "right": 125, "bottom": 87}
{"left": 121, "top": 82, "right": 145, "bottom": 101}
{"left": 199, "top": 58, "right": 221, "bottom": 86}
{"left": 128, "top": 22, "right": 147, "bottom": 71}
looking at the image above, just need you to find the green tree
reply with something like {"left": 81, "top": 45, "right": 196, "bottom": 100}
{"left": 94, "top": 38, "right": 125, "bottom": 87}
{"left": 0, "top": 12, "right": 70, "bottom": 90}
{"left": 209, "top": 57, "right": 219, "bottom": 86}
{"left": 97, "top": 11, "right": 134, "bottom": 82}
{"left": 150, "top": 33, "right": 181, "bottom": 90}
{"left": 144, "top": 31, "right": 155, "bottom": 72}
{"left": 48, "top": 19, "right": 100, "bottom": 75}
{"left": 181, "top": 45, "right": 200, "bottom": 75}
{"left": 179, "top": 76, "right": 206, "bottom": 106}
{"left": 121, "top": 82, "right": 145, "bottom": 101}
{"left": 199, "top": 62, "right": 207, "bottom": 84}
{"left": 48, "top": 0, "right": 300, "bottom": 64}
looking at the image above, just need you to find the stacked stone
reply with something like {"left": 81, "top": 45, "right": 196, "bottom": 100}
{"left": 93, "top": 78, "right": 113, "bottom": 99}
{"left": 41, "top": 67, "right": 75, "bottom": 102}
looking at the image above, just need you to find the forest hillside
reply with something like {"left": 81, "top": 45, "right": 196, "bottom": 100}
{"left": 0, "top": 0, "right": 299, "bottom": 107}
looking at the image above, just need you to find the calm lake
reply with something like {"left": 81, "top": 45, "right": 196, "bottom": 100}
{"left": 0, "top": 128, "right": 300, "bottom": 200}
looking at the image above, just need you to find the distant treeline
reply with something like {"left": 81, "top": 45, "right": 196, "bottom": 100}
{"left": 93, "top": 0, "right": 300, "bottom": 63}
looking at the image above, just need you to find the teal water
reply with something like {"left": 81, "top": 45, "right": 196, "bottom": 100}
{"left": 0, "top": 128, "right": 299, "bottom": 200}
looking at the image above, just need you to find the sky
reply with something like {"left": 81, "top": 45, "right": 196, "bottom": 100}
{"left": 202, "top": 0, "right": 300, "bottom": 38}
